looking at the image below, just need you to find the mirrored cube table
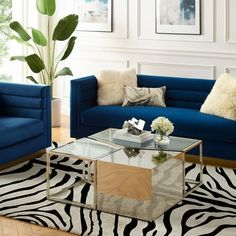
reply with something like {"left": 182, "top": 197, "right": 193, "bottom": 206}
{"left": 46, "top": 138, "right": 120, "bottom": 209}
{"left": 89, "top": 128, "right": 203, "bottom": 197}
{"left": 96, "top": 149, "right": 184, "bottom": 221}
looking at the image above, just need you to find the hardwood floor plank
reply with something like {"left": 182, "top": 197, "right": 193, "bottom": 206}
{"left": 16, "top": 221, "right": 33, "bottom": 236}
{"left": 52, "top": 115, "right": 74, "bottom": 144}
{"left": 0, "top": 217, "right": 3, "bottom": 236}
{"left": 2, "top": 217, "right": 18, "bottom": 236}
{"left": 31, "top": 227, "right": 78, "bottom": 236}
{"left": 30, "top": 224, "right": 42, "bottom": 233}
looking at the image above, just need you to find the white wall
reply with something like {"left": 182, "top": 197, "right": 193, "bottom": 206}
{"left": 55, "top": 0, "right": 236, "bottom": 115}
{"left": 9, "top": 0, "right": 38, "bottom": 83}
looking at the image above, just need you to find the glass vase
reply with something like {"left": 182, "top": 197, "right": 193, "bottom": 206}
{"left": 154, "top": 131, "right": 170, "bottom": 147}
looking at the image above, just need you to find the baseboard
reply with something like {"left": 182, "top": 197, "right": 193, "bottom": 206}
{"left": 185, "top": 154, "right": 236, "bottom": 169}
{"left": 0, "top": 149, "right": 46, "bottom": 171}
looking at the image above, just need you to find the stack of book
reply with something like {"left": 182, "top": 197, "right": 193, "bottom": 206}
{"left": 113, "top": 128, "right": 153, "bottom": 146}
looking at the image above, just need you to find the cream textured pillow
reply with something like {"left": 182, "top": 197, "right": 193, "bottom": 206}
{"left": 200, "top": 73, "right": 236, "bottom": 120}
{"left": 96, "top": 68, "right": 137, "bottom": 105}
{"left": 122, "top": 86, "right": 166, "bottom": 107}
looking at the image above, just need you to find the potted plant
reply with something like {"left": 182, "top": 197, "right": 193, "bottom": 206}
{"left": 9, "top": 0, "right": 79, "bottom": 127}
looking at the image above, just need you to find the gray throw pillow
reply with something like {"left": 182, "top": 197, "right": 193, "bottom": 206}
{"left": 122, "top": 86, "right": 166, "bottom": 107}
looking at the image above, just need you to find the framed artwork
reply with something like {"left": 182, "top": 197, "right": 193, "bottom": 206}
{"left": 155, "top": 0, "right": 201, "bottom": 35}
{"left": 76, "top": 0, "right": 112, "bottom": 32}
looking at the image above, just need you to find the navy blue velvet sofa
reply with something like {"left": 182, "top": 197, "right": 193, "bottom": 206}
{"left": 0, "top": 82, "right": 51, "bottom": 165}
{"left": 70, "top": 75, "right": 236, "bottom": 161}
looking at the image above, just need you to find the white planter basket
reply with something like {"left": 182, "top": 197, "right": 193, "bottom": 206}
{"left": 51, "top": 98, "right": 61, "bottom": 127}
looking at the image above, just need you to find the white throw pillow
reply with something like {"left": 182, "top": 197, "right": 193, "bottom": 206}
{"left": 96, "top": 68, "right": 137, "bottom": 105}
{"left": 200, "top": 73, "right": 236, "bottom": 120}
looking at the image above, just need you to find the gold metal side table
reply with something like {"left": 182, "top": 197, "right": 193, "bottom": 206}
{"left": 46, "top": 138, "right": 119, "bottom": 209}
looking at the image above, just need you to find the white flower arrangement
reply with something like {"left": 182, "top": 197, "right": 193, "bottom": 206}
{"left": 151, "top": 117, "right": 174, "bottom": 136}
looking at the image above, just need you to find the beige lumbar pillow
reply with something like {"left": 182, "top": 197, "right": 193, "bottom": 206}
{"left": 122, "top": 86, "right": 166, "bottom": 107}
{"left": 96, "top": 68, "right": 137, "bottom": 105}
{"left": 200, "top": 73, "right": 236, "bottom": 120}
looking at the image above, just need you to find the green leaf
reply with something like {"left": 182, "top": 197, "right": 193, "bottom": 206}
{"left": 10, "top": 35, "right": 34, "bottom": 47}
{"left": 10, "top": 56, "right": 26, "bottom": 62}
{"left": 10, "top": 21, "right": 31, "bottom": 41}
{"left": 55, "top": 67, "right": 73, "bottom": 78}
{"left": 25, "top": 54, "right": 45, "bottom": 73}
{"left": 52, "top": 14, "right": 79, "bottom": 41}
{"left": 31, "top": 28, "right": 47, "bottom": 46}
{"left": 59, "top": 36, "right": 77, "bottom": 61}
{"left": 26, "top": 76, "right": 39, "bottom": 84}
{"left": 36, "top": 0, "right": 55, "bottom": 16}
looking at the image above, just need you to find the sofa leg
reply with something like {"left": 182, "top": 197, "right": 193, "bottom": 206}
{"left": 0, "top": 149, "right": 46, "bottom": 171}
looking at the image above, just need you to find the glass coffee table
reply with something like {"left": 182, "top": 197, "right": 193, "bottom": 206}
{"left": 89, "top": 128, "right": 203, "bottom": 195}
{"left": 46, "top": 128, "right": 203, "bottom": 221}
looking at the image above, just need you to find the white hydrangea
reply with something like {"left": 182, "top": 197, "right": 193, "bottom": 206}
{"left": 150, "top": 116, "right": 174, "bottom": 135}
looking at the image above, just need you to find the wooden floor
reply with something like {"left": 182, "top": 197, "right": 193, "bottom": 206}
{"left": 0, "top": 217, "right": 77, "bottom": 236}
{"left": 0, "top": 116, "right": 77, "bottom": 236}
{"left": 0, "top": 115, "right": 235, "bottom": 235}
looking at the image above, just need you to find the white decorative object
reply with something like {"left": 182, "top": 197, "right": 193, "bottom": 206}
{"left": 151, "top": 117, "right": 174, "bottom": 146}
{"left": 123, "top": 117, "right": 145, "bottom": 135}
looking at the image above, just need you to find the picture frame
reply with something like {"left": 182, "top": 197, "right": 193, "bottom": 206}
{"left": 76, "top": 0, "right": 113, "bottom": 32}
{"left": 155, "top": 0, "right": 201, "bottom": 35}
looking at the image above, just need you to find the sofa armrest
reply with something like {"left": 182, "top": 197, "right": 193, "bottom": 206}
{"left": 70, "top": 76, "right": 98, "bottom": 138}
{"left": 0, "top": 82, "right": 51, "bottom": 144}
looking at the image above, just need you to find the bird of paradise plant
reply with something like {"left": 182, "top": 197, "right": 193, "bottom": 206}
{"left": 10, "top": 0, "right": 79, "bottom": 97}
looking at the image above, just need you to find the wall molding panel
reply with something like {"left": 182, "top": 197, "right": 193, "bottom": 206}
{"left": 78, "top": 46, "right": 236, "bottom": 60}
{"left": 137, "top": 62, "right": 215, "bottom": 80}
{"left": 224, "top": 0, "right": 236, "bottom": 43}
{"left": 225, "top": 67, "right": 236, "bottom": 76}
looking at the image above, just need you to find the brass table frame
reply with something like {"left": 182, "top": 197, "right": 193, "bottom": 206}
{"left": 46, "top": 150, "right": 97, "bottom": 209}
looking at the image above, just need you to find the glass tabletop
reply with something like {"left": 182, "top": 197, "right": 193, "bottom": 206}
{"left": 89, "top": 128, "right": 201, "bottom": 152}
{"left": 48, "top": 138, "right": 120, "bottom": 160}
{"left": 99, "top": 148, "right": 182, "bottom": 169}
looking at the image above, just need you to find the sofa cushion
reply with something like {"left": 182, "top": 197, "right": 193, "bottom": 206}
{"left": 0, "top": 117, "right": 44, "bottom": 148}
{"left": 200, "top": 73, "right": 236, "bottom": 121}
{"left": 81, "top": 106, "right": 236, "bottom": 144}
{"left": 95, "top": 68, "right": 137, "bottom": 105}
{"left": 122, "top": 86, "right": 166, "bottom": 107}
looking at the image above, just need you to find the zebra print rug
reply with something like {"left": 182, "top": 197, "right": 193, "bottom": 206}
{"left": 0, "top": 155, "right": 235, "bottom": 236}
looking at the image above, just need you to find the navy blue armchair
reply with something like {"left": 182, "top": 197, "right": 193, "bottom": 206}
{"left": 0, "top": 82, "right": 51, "bottom": 165}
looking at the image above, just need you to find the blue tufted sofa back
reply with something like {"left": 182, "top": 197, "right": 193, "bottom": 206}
{"left": 137, "top": 75, "right": 215, "bottom": 110}
{"left": 0, "top": 83, "right": 49, "bottom": 120}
